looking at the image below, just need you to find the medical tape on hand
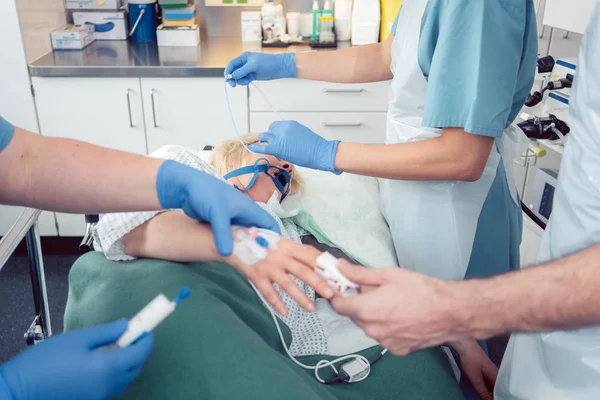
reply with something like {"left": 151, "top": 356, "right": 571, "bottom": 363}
{"left": 224, "top": 78, "right": 279, "bottom": 155}
{"left": 232, "top": 227, "right": 280, "bottom": 265}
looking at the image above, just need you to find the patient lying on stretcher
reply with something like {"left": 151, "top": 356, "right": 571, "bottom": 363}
{"left": 92, "top": 133, "right": 498, "bottom": 394}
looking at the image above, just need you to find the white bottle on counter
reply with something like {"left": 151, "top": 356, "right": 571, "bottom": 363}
{"left": 334, "top": 0, "right": 352, "bottom": 41}
{"left": 351, "top": 0, "right": 380, "bottom": 45}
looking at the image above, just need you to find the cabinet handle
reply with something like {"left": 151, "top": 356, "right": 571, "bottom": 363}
{"left": 126, "top": 89, "right": 134, "bottom": 128}
{"left": 150, "top": 89, "right": 158, "bottom": 128}
{"left": 322, "top": 122, "right": 363, "bottom": 128}
{"left": 322, "top": 88, "right": 364, "bottom": 93}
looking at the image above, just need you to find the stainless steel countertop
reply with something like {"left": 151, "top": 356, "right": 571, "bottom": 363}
{"left": 28, "top": 37, "right": 350, "bottom": 78}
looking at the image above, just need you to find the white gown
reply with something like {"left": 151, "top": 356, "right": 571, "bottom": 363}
{"left": 495, "top": 2, "right": 600, "bottom": 399}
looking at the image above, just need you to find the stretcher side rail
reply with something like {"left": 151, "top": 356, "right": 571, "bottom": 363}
{"left": 0, "top": 208, "right": 52, "bottom": 345}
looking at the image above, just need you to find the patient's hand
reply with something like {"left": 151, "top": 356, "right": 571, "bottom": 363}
{"left": 231, "top": 239, "right": 334, "bottom": 315}
{"left": 448, "top": 338, "right": 498, "bottom": 400}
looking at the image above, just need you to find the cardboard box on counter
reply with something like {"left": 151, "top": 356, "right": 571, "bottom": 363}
{"left": 65, "top": 0, "right": 122, "bottom": 10}
{"left": 51, "top": 25, "right": 95, "bottom": 50}
{"left": 156, "top": 24, "right": 200, "bottom": 46}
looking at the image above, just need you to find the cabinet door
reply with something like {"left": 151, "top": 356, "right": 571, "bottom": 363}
{"left": 142, "top": 78, "right": 248, "bottom": 153}
{"left": 32, "top": 77, "right": 148, "bottom": 237}
{"left": 0, "top": 206, "right": 57, "bottom": 237}
{"left": 250, "top": 80, "right": 389, "bottom": 112}
{"left": 32, "top": 77, "right": 148, "bottom": 154}
{"left": 251, "top": 112, "right": 387, "bottom": 144}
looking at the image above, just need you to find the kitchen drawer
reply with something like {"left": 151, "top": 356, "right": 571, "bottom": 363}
{"left": 250, "top": 112, "right": 387, "bottom": 143}
{"left": 250, "top": 80, "right": 390, "bottom": 112}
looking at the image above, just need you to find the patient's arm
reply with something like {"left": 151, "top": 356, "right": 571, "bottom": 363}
{"left": 122, "top": 211, "right": 334, "bottom": 315}
{"left": 123, "top": 211, "right": 226, "bottom": 263}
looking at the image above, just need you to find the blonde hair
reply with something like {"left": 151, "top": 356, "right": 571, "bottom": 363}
{"left": 209, "top": 133, "right": 304, "bottom": 194}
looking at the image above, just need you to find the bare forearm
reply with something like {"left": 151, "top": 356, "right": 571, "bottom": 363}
{"left": 0, "top": 128, "right": 162, "bottom": 213}
{"left": 456, "top": 244, "right": 600, "bottom": 339}
{"left": 334, "top": 129, "right": 494, "bottom": 181}
{"left": 123, "top": 212, "right": 239, "bottom": 266}
{"left": 295, "top": 37, "right": 393, "bottom": 83}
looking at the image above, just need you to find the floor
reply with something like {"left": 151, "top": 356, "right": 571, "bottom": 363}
{"left": 0, "top": 254, "right": 77, "bottom": 363}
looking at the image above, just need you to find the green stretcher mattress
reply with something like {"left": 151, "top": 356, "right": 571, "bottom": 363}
{"left": 64, "top": 252, "right": 463, "bottom": 400}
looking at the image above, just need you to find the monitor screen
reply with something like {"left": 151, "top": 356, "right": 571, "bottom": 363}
{"left": 539, "top": 183, "right": 555, "bottom": 220}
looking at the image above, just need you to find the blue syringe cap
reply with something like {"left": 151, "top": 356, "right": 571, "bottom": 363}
{"left": 174, "top": 286, "right": 191, "bottom": 304}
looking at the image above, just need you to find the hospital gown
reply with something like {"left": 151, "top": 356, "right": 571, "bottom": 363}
{"left": 392, "top": 0, "right": 538, "bottom": 278}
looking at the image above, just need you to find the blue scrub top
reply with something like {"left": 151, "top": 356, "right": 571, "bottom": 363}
{"left": 0, "top": 116, "right": 15, "bottom": 152}
{"left": 392, "top": 0, "right": 538, "bottom": 277}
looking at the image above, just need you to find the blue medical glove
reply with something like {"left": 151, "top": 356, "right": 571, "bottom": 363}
{"left": 225, "top": 52, "right": 297, "bottom": 87}
{"left": 0, "top": 319, "right": 154, "bottom": 400}
{"left": 156, "top": 160, "right": 281, "bottom": 256}
{"left": 248, "top": 121, "right": 341, "bottom": 174}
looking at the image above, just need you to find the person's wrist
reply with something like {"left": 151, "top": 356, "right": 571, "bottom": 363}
{"left": 0, "top": 369, "right": 16, "bottom": 400}
{"left": 449, "top": 279, "right": 501, "bottom": 340}
{"left": 156, "top": 160, "right": 188, "bottom": 210}
{"left": 279, "top": 53, "right": 297, "bottom": 79}
{"left": 321, "top": 140, "right": 342, "bottom": 174}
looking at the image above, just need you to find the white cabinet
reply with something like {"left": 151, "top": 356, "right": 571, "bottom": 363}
{"left": 251, "top": 112, "right": 387, "bottom": 143}
{"left": 142, "top": 78, "right": 248, "bottom": 153}
{"left": 250, "top": 80, "right": 388, "bottom": 145}
{"left": 32, "top": 77, "right": 148, "bottom": 154}
{"left": 250, "top": 80, "right": 389, "bottom": 112}
{"left": 32, "top": 77, "right": 149, "bottom": 236}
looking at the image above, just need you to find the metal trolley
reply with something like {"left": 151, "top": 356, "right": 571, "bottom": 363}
{"left": 0, "top": 209, "right": 52, "bottom": 345}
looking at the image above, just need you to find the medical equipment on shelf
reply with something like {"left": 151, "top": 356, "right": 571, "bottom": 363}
{"left": 232, "top": 227, "right": 281, "bottom": 265}
{"left": 231, "top": 227, "right": 386, "bottom": 383}
{"left": 316, "top": 252, "right": 359, "bottom": 296}
{"left": 116, "top": 287, "right": 191, "bottom": 348}
{"left": 261, "top": 0, "right": 286, "bottom": 42}
{"left": 518, "top": 114, "right": 570, "bottom": 142}
{"left": 311, "top": 0, "right": 322, "bottom": 40}
{"left": 523, "top": 168, "right": 558, "bottom": 226}
{"left": 525, "top": 74, "right": 573, "bottom": 107}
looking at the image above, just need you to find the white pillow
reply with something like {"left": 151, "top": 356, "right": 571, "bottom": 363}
{"left": 283, "top": 167, "right": 398, "bottom": 268}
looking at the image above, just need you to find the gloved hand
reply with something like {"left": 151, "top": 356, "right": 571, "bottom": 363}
{"left": 156, "top": 161, "right": 281, "bottom": 256}
{"left": 0, "top": 319, "right": 153, "bottom": 400}
{"left": 248, "top": 121, "right": 341, "bottom": 174}
{"left": 225, "top": 52, "right": 297, "bottom": 87}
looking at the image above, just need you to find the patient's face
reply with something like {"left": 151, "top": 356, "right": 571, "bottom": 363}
{"left": 228, "top": 154, "right": 295, "bottom": 203}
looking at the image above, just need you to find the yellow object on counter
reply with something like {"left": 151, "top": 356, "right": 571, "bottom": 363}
{"left": 380, "top": 0, "right": 402, "bottom": 41}
{"left": 532, "top": 146, "right": 547, "bottom": 157}
{"left": 163, "top": 19, "right": 197, "bottom": 27}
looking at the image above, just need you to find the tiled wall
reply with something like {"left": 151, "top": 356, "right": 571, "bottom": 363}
{"left": 17, "top": 0, "right": 67, "bottom": 62}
